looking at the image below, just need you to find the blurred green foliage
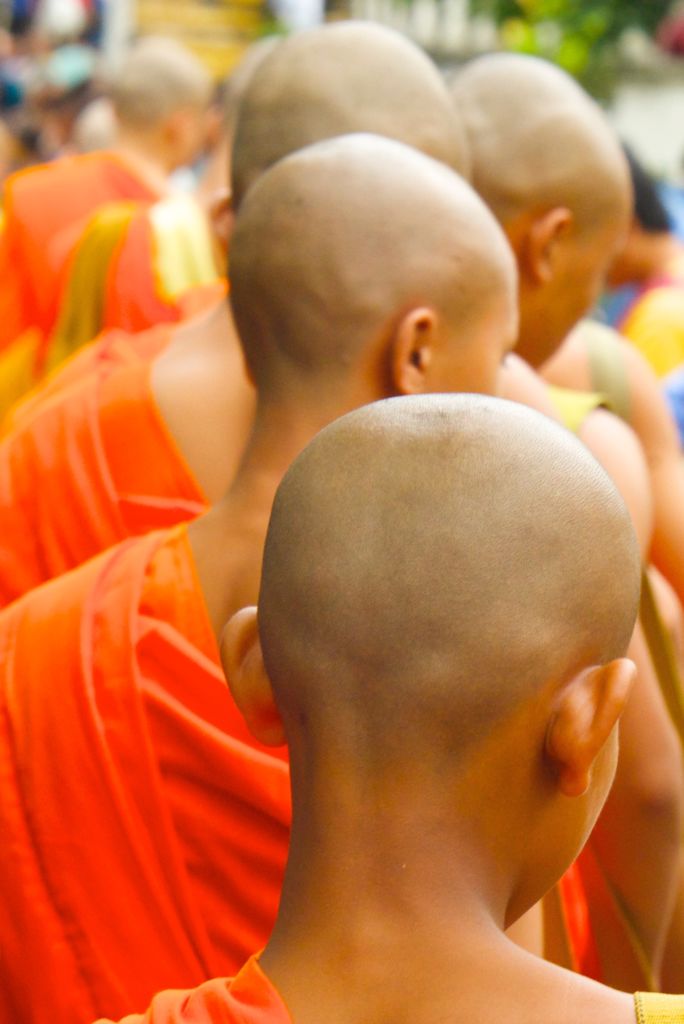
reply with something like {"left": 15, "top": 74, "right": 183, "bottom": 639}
{"left": 470, "top": 0, "right": 673, "bottom": 93}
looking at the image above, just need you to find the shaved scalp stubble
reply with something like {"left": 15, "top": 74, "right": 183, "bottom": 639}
{"left": 449, "top": 53, "right": 630, "bottom": 235}
{"left": 228, "top": 133, "right": 516, "bottom": 398}
{"left": 259, "top": 394, "right": 641, "bottom": 767}
{"left": 231, "top": 20, "right": 469, "bottom": 206}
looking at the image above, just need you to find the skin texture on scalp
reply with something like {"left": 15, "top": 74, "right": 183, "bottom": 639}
{"left": 258, "top": 393, "right": 641, "bottom": 763}
{"left": 231, "top": 21, "right": 469, "bottom": 206}
{"left": 229, "top": 133, "right": 516, "bottom": 399}
{"left": 449, "top": 53, "right": 630, "bottom": 236}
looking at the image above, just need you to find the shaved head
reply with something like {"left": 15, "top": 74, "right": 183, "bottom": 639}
{"left": 231, "top": 21, "right": 468, "bottom": 206}
{"left": 110, "top": 36, "right": 212, "bottom": 128}
{"left": 450, "top": 53, "right": 630, "bottom": 235}
{"left": 221, "top": 38, "right": 280, "bottom": 139}
{"left": 259, "top": 394, "right": 641, "bottom": 765}
{"left": 229, "top": 133, "right": 516, "bottom": 399}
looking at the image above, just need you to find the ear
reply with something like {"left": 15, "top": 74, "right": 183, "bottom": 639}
{"left": 163, "top": 107, "right": 188, "bottom": 146}
{"left": 522, "top": 207, "right": 573, "bottom": 285}
{"left": 220, "top": 607, "right": 286, "bottom": 747}
{"left": 391, "top": 307, "right": 439, "bottom": 395}
{"left": 206, "top": 187, "right": 235, "bottom": 254}
{"left": 545, "top": 658, "right": 636, "bottom": 798}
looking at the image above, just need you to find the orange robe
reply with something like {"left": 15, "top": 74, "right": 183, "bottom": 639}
{"left": 0, "top": 152, "right": 160, "bottom": 359}
{"left": 2, "top": 320, "right": 177, "bottom": 438}
{"left": 0, "top": 186, "right": 225, "bottom": 417}
{"left": 96, "top": 957, "right": 291, "bottom": 1024}
{"left": 2, "top": 321, "right": 170, "bottom": 434}
{"left": 558, "top": 844, "right": 654, "bottom": 989}
{"left": 47, "top": 197, "right": 225, "bottom": 370}
{"left": 0, "top": 526, "right": 290, "bottom": 1024}
{"left": 0, "top": 323, "right": 209, "bottom": 606}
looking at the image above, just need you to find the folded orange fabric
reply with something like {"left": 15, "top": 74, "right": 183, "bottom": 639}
{"left": 0, "top": 526, "right": 290, "bottom": 1023}
{"left": 95, "top": 957, "right": 291, "bottom": 1024}
{"left": 0, "top": 324, "right": 210, "bottom": 605}
{"left": 0, "top": 152, "right": 160, "bottom": 358}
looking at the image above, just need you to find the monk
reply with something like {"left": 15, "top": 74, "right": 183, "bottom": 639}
{"left": 0, "top": 21, "right": 470, "bottom": 606}
{"left": 0, "top": 36, "right": 277, "bottom": 436}
{"left": 604, "top": 146, "right": 684, "bottom": 377}
{"left": 450, "top": 53, "right": 683, "bottom": 987}
{"left": 97, "top": 393, "right": 673, "bottom": 1024}
{"left": 0, "top": 36, "right": 212, "bottom": 369}
{"left": 36, "top": 44, "right": 282, "bottom": 370}
{"left": 0, "top": 134, "right": 519, "bottom": 1024}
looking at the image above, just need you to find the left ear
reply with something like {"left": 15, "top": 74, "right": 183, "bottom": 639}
{"left": 221, "top": 606, "right": 286, "bottom": 747}
{"left": 523, "top": 206, "right": 573, "bottom": 286}
{"left": 206, "top": 187, "right": 235, "bottom": 256}
{"left": 390, "top": 306, "right": 439, "bottom": 395}
{"left": 545, "top": 658, "right": 635, "bottom": 798}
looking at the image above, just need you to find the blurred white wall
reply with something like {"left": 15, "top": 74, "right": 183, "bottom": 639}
{"left": 608, "top": 79, "right": 684, "bottom": 180}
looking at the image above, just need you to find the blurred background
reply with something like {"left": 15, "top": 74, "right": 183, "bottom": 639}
{"left": 2, "top": 0, "right": 684, "bottom": 197}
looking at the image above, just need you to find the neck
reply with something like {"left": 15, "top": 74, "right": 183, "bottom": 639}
{"left": 114, "top": 129, "right": 174, "bottom": 195}
{"left": 189, "top": 394, "right": 364, "bottom": 638}
{"left": 260, "top": 775, "right": 631, "bottom": 1024}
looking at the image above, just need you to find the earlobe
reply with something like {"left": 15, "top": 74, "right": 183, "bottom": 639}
{"left": 524, "top": 207, "right": 573, "bottom": 285}
{"left": 221, "top": 607, "right": 286, "bottom": 747}
{"left": 391, "top": 307, "right": 437, "bottom": 395}
{"left": 207, "top": 187, "right": 235, "bottom": 253}
{"left": 545, "top": 658, "right": 636, "bottom": 798}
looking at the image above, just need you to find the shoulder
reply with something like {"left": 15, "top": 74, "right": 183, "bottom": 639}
{"left": 499, "top": 354, "right": 561, "bottom": 420}
{"left": 579, "top": 408, "right": 653, "bottom": 556}
{"left": 95, "top": 956, "right": 291, "bottom": 1023}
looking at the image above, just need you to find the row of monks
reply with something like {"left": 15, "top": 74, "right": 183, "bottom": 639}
{"left": 2, "top": 19, "right": 684, "bottom": 1024}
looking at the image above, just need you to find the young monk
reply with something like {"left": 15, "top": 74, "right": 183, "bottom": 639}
{"left": 96, "top": 391, "right": 671, "bottom": 1024}
{"left": 0, "top": 134, "right": 519, "bottom": 1024}
{"left": 0, "top": 21, "right": 470, "bottom": 607}
{"left": 450, "top": 53, "right": 683, "bottom": 988}
{"left": 0, "top": 37, "right": 276, "bottom": 435}
{"left": 605, "top": 146, "right": 684, "bottom": 377}
{"left": 0, "top": 36, "right": 212, "bottom": 366}
{"left": 33, "top": 45, "right": 283, "bottom": 375}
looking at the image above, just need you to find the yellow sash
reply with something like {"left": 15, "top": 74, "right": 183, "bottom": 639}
{"left": 636, "top": 992, "right": 684, "bottom": 1022}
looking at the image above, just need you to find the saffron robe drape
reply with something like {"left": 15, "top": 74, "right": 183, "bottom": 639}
{"left": 0, "top": 527, "right": 290, "bottom": 1023}
{"left": 0, "top": 324, "right": 211, "bottom": 605}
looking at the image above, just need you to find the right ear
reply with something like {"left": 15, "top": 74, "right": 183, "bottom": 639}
{"left": 517, "top": 207, "right": 572, "bottom": 286}
{"left": 207, "top": 187, "right": 235, "bottom": 255}
{"left": 545, "top": 658, "right": 636, "bottom": 798}
{"left": 390, "top": 306, "right": 439, "bottom": 394}
{"left": 221, "top": 607, "right": 286, "bottom": 747}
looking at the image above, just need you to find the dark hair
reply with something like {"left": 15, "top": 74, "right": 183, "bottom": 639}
{"left": 623, "top": 143, "right": 672, "bottom": 233}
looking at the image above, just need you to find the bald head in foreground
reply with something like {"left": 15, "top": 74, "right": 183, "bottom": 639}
{"left": 99, "top": 393, "right": 650, "bottom": 1023}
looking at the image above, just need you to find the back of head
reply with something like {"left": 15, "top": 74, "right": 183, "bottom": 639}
{"left": 259, "top": 394, "right": 641, "bottom": 767}
{"left": 221, "top": 38, "right": 281, "bottom": 142}
{"left": 450, "top": 53, "right": 629, "bottom": 235}
{"left": 72, "top": 97, "right": 118, "bottom": 152}
{"left": 231, "top": 21, "right": 468, "bottom": 206}
{"left": 623, "top": 144, "right": 671, "bottom": 234}
{"left": 110, "top": 36, "right": 212, "bottom": 129}
{"left": 228, "top": 133, "right": 516, "bottom": 398}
